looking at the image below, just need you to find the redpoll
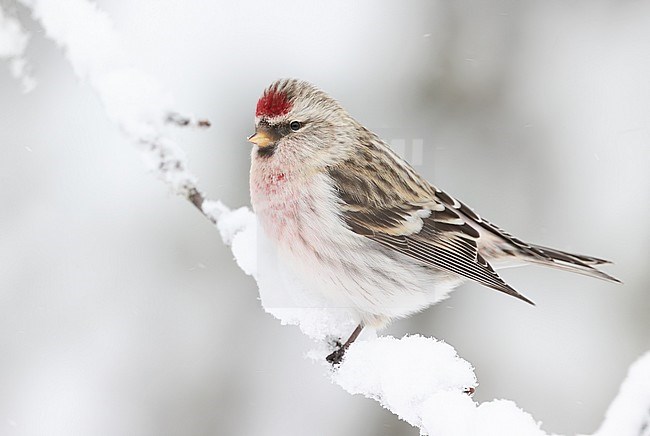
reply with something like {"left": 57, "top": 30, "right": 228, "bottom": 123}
{"left": 247, "top": 79, "right": 618, "bottom": 365}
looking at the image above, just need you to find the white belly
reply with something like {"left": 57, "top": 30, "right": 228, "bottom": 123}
{"left": 250, "top": 164, "right": 459, "bottom": 328}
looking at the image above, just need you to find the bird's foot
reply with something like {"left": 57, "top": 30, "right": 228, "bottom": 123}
{"left": 326, "top": 325, "right": 364, "bottom": 366}
{"left": 326, "top": 345, "right": 347, "bottom": 366}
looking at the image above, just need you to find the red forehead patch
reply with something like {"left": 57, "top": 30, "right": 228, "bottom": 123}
{"left": 256, "top": 90, "right": 292, "bottom": 117}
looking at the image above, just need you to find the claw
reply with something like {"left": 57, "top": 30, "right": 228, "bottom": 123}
{"left": 326, "top": 347, "right": 346, "bottom": 365}
{"left": 325, "top": 324, "right": 364, "bottom": 366}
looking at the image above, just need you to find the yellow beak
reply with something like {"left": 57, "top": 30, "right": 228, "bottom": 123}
{"left": 248, "top": 131, "right": 273, "bottom": 148}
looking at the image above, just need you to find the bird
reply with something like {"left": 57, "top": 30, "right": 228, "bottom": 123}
{"left": 247, "top": 78, "right": 619, "bottom": 365}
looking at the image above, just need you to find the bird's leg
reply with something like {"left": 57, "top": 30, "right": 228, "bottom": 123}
{"left": 326, "top": 324, "right": 364, "bottom": 365}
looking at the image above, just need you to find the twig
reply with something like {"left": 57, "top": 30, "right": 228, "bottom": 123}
{"left": 187, "top": 187, "right": 215, "bottom": 223}
{"left": 165, "top": 111, "right": 211, "bottom": 128}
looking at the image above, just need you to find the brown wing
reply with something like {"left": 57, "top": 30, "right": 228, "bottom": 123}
{"left": 326, "top": 140, "right": 534, "bottom": 305}
{"left": 342, "top": 200, "right": 534, "bottom": 305}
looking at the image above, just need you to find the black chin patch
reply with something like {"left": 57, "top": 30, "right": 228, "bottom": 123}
{"left": 256, "top": 143, "right": 277, "bottom": 158}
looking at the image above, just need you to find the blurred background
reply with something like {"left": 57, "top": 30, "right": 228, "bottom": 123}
{"left": 1, "top": 0, "right": 649, "bottom": 434}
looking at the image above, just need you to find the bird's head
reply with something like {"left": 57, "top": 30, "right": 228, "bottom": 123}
{"left": 249, "top": 79, "right": 357, "bottom": 168}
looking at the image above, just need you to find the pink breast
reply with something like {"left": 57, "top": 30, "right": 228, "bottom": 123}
{"left": 251, "top": 169, "right": 302, "bottom": 242}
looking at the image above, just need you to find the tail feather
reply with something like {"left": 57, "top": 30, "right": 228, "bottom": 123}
{"left": 451, "top": 199, "right": 620, "bottom": 284}
{"left": 526, "top": 244, "right": 620, "bottom": 283}
{"left": 530, "top": 244, "right": 612, "bottom": 266}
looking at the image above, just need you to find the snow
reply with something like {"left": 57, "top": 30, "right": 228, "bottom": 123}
{"left": 590, "top": 351, "right": 650, "bottom": 436}
{"left": 0, "top": 6, "right": 35, "bottom": 92}
{"left": 20, "top": 0, "right": 194, "bottom": 196}
{"left": 22, "top": 0, "right": 127, "bottom": 80}
{"left": 215, "top": 205, "right": 257, "bottom": 276}
{"left": 332, "top": 334, "right": 556, "bottom": 435}
{"left": 5, "top": 0, "right": 650, "bottom": 434}
{"left": 419, "top": 395, "right": 550, "bottom": 436}
{"left": 334, "top": 335, "right": 476, "bottom": 428}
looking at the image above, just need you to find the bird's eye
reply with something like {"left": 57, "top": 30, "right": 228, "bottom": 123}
{"left": 289, "top": 120, "right": 302, "bottom": 131}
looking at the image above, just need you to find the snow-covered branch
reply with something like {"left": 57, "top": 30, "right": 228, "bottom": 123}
{"left": 16, "top": 0, "right": 223, "bottom": 225}
{"left": 4, "top": 1, "right": 649, "bottom": 434}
